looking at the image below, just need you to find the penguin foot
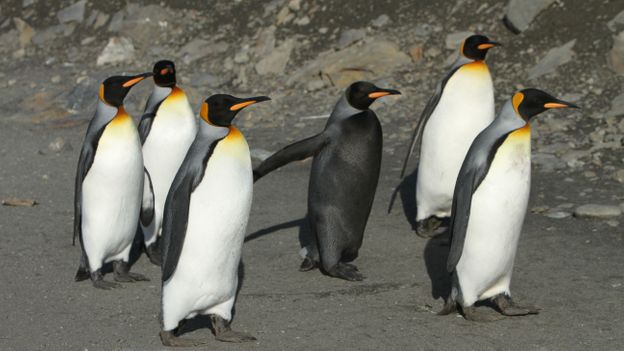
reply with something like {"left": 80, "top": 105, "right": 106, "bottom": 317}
{"left": 415, "top": 217, "right": 443, "bottom": 238}
{"left": 326, "top": 262, "right": 365, "bottom": 281}
{"left": 159, "top": 330, "right": 208, "bottom": 347}
{"left": 437, "top": 298, "right": 458, "bottom": 315}
{"left": 145, "top": 243, "right": 162, "bottom": 266}
{"left": 493, "top": 294, "right": 540, "bottom": 316}
{"left": 74, "top": 266, "right": 90, "bottom": 282}
{"left": 461, "top": 305, "right": 505, "bottom": 322}
{"left": 113, "top": 261, "right": 150, "bottom": 282}
{"left": 210, "top": 315, "right": 256, "bottom": 343}
{"left": 299, "top": 257, "right": 319, "bottom": 271}
{"left": 90, "top": 270, "right": 121, "bottom": 290}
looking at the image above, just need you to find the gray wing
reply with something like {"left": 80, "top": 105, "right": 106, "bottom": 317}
{"left": 160, "top": 138, "right": 221, "bottom": 282}
{"left": 253, "top": 132, "right": 328, "bottom": 182}
{"left": 140, "top": 168, "right": 155, "bottom": 227}
{"left": 138, "top": 87, "right": 170, "bottom": 145}
{"left": 73, "top": 118, "right": 107, "bottom": 246}
{"left": 446, "top": 133, "right": 510, "bottom": 272}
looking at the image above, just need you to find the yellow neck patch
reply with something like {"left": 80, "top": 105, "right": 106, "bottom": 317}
{"left": 507, "top": 122, "right": 531, "bottom": 141}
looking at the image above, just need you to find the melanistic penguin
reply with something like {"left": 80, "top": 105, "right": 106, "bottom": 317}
{"left": 73, "top": 72, "right": 152, "bottom": 289}
{"left": 254, "top": 81, "right": 401, "bottom": 281}
{"left": 391, "top": 35, "right": 499, "bottom": 237}
{"left": 159, "top": 94, "right": 270, "bottom": 346}
{"left": 440, "top": 89, "right": 578, "bottom": 321}
{"left": 139, "top": 60, "right": 197, "bottom": 265}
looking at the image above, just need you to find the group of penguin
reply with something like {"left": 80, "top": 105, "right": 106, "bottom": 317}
{"left": 72, "top": 34, "right": 578, "bottom": 346}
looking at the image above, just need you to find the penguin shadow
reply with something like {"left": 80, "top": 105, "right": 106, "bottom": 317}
{"left": 245, "top": 217, "right": 309, "bottom": 244}
{"left": 389, "top": 168, "right": 419, "bottom": 231}
{"left": 423, "top": 230, "right": 452, "bottom": 302}
{"left": 175, "top": 260, "right": 247, "bottom": 336}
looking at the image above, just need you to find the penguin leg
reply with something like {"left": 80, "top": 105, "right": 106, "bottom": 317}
{"left": 90, "top": 269, "right": 121, "bottom": 290}
{"left": 415, "top": 216, "right": 443, "bottom": 238}
{"left": 461, "top": 305, "right": 505, "bottom": 322}
{"left": 324, "top": 262, "right": 365, "bottom": 281}
{"left": 74, "top": 254, "right": 90, "bottom": 282}
{"left": 113, "top": 260, "right": 150, "bottom": 282}
{"left": 437, "top": 297, "right": 458, "bottom": 316}
{"left": 210, "top": 315, "right": 256, "bottom": 343}
{"left": 492, "top": 294, "right": 540, "bottom": 316}
{"left": 159, "top": 329, "right": 208, "bottom": 347}
{"left": 145, "top": 238, "right": 162, "bottom": 266}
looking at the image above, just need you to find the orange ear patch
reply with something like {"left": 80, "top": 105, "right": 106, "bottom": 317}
{"left": 512, "top": 92, "right": 524, "bottom": 114}
{"left": 200, "top": 102, "right": 209, "bottom": 122}
{"left": 98, "top": 84, "right": 105, "bottom": 101}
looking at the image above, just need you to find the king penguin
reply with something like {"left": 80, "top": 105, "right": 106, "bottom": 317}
{"left": 391, "top": 34, "right": 499, "bottom": 237}
{"left": 73, "top": 72, "right": 152, "bottom": 289}
{"left": 138, "top": 60, "right": 197, "bottom": 265}
{"left": 440, "top": 89, "right": 578, "bottom": 321}
{"left": 253, "top": 81, "right": 401, "bottom": 281}
{"left": 159, "top": 94, "right": 270, "bottom": 346}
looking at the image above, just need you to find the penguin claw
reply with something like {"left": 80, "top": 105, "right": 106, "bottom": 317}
{"left": 327, "top": 263, "right": 365, "bottom": 281}
{"left": 215, "top": 330, "right": 257, "bottom": 343}
{"left": 159, "top": 331, "right": 208, "bottom": 347}
{"left": 299, "top": 257, "right": 319, "bottom": 271}
{"left": 114, "top": 272, "right": 150, "bottom": 282}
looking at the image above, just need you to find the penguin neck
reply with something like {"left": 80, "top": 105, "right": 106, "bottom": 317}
{"left": 152, "top": 85, "right": 173, "bottom": 101}
{"left": 452, "top": 55, "right": 475, "bottom": 70}
{"left": 95, "top": 99, "right": 120, "bottom": 122}
{"left": 327, "top": 95, "right": 365, "bottom": 125}
{"left": 495, "top": 100, "right": 530, "bottom": 134}
{"left": 198, "top": 119, "right": 230, "bottom": 139}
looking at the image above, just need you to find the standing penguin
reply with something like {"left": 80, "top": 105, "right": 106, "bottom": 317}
{"left": 73, "top": 72, "right": 152, "bottom": 289}
{"left": 138, "top": 60, "right": 197, "bottom": 265}
{"left": 391, "top": 35, "right": 499, "bottom": 237}
{"left": 159, "top": 94, "right": 269, "bottom": 346}
{"left": 440, "top": 89, "right": 578, "bottom": 321}
{"left": 253, "top": 81, "right": 401, "bottom": 281}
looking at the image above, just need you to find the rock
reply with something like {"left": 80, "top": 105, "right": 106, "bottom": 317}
{"left": 57, "top": 0, "right": 86, "bottom": 24}
{"left": 251, "top": 148, "right": 273, "bottom": 162}
{"left": 256, "top": 38, "right": 296, "bottom": 75}
{"left": 409, "top": 45, "right": 424, "bottom": 61}
{"left": 606, "top": 92, "right": 624, "bottom": 117}
{"left": 503, "top": 0, "right": 556, "bottom": 34}
{"left": 613, "top": 169, "right": 624, "bottom": 183}
{"left": 108, "top": 11, "right": 124, "bottom": 32}
{"left": 288, "top": 0, "right": 301, "bottom": 12}
{"left": 96, "top": 37, "right": 135, "bottom": 66}
{"left": 81, "top": 36, "right": 95, "bottom": 45}
{"left": 336, "top": 28, "right": 366, "bottom": 49}
{"left": 528, "top": 39, "right": 576, "bottom": 79}
{"left": 306, "top": 79, "right": 325, "bottom": 91}
{"left": 23, "top": 0, "right": 37, "bottom": 7}
{"left": 66, "top": 76, "right": 98, "bottom": 111}
{"left": 607, "top": 10, "right": 624, "bottom": 32}
{"left": 574, "top": 204, "right": 622, "bottom": 219}
{"left": 289, "top": 38, "right": 411, "bottom": 88}
{"left": 13, "top": 18, "right": 34, "bottom": 47}
{"left": 93, "top": 12, "right": 110, "bottom": 29}
{"left": 371, "top": 14, "right": 390, "bottom": 28}
{"left": 425, "top": 47, "right": 441, "bottom": 58}
{"left": 606, "top": 220, "right": 620, "bottom": 227}
{"left": 51, "top": 75, "right": 61, "bottom": 83}
{"left": 544, "top": 210, "right": 571, "bottom": 219}
{"left": 294, "top": 16, "right": 310, "bottom": 26}
{"left": 48, "top": 137, "right": 72, "bottom": 152}
{"left": 445, "top": 31, "right": 473, "bottom": 50}
{"left": 179, "top": 38, "right": 229, "bottom": 64}
{"left": 234, "top": 46, "right": 250, "bottom": 64}
{"left": 32, "top": 25, "right": 63, "bottom": 46}
{"left": 608, "top": 31, "right": 624, "bottom": 75}
{"left": 255, "top": 26, "right": 276, "bottom": 57}
{"left": 276, "top": 6, "right": 294, "bottom": 25}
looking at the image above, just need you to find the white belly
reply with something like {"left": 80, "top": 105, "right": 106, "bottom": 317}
{"left": 81, "top": 118, "right": 143, "bottom": 271}
{"left": 417, "top": 62, "right": 494, "bottom": 220}
{"left": 162, "top": 128, "right": 252, "bottom": 329}
{"left": 456, "top": 128, "right": 531, "bottom": 305}
{"left": 142, "top": 96, "right": 197, "bottom": 245}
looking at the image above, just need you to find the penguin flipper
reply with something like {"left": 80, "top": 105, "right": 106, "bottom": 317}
{"left": 137, "top": 112, "right": 156, "bottom": 145}
{"left": 161, "top": 139, "right": 221, "bottom": 282}
{"left": 253, "top": 133, "right": 328, "bottom": 182}
{"left": 138, "top": 87, "right": 170, "bottom": 145}
{"left": 140, "top": 167, "right": 155, "bottom": 227}
{"left": 446, "top": 133, "right": 509, "bottom": 272}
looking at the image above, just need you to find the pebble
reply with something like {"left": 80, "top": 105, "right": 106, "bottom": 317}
{"left": 544, "top": 210, "right": 571, "bottom": 219}
{"left": 255, "top": 39, "right": 296, "bottom": 75}
{"left": 13, "top": 18, "right": 34, "bottom": 47}
{"left": 371, "top": 14, "right": 390, "bottom": 28}
{"left": 574, "top": 204, "right": 622, "bottom": 219}
{"left": 528, "top": 39, "right": 576, "bottom": 79}
{"left": 96, "top": 37, "right": 135, "bottom": 66}
{"left": 503, "top": 0, "right": 556, "bottom": 33}
{"left": 57, "top": 0, "right": 86, "bottom": 24}
{"left": 608, "top": 31, "right": 624, "bottom": 75}
{"left": 336, "top": 28, "right": 366, "bottom": 49}
{"left": 48, "top": 137, "right": 72, "bottom": 153}
{"left": 51, "top": 75, "right": 61, "bottom": 83}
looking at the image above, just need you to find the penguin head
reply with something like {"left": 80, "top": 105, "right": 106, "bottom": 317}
{"left": 461, "top": 35, "right": 500, "bottom": 61}
{"left": 345, "top": 81, "right": 401, "bottom": 110}
{"left": 153, "top": 60, "right": 176, "bottom": 87}
{"left": 512, "top": 88, "right": 579, "bottom": 121}
{"left": 200, "top": 94, "right": 271, "bottom": 127}
{"left": 99, "top": 72, "right": 153, "bottom": 107}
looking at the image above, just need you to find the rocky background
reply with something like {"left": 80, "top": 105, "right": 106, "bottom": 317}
{"left": 0, "top": 0, "right": 623, "bottom": 349}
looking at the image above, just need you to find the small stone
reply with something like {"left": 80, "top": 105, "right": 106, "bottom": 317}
{"left": 256, "top": 39, "right": 296, "bottom": 75}
{"left": 336, "top": 28, "right": 366, "bottom": 49}
{"left": 445, "top": 31, "right": 473, "bottom": 50}
{"left": 606, "top": 220, "right": 620, "bottom": 227}
{"left": 48, "top": 137, "right": 72, "bottom": 152}
{"left": 306, "top": 79, "right": 325, "bottom": 91}
{"left": 583, "top": 171, "right": 597, "bottom": 178}
{"left": 531, "top": 206, "right": 549, "bottom": 213}
{"left": 574, "top": 204, "right": 622, "bottom": 219}
{"left": 613, "top": 169, "right": 624, "bottom": 183}
{"left": 13, "top": 18, "right": 34, "bottom": 47}
{"left": 294, "top": 16, "right": 310, "bottom": 26}
{"left": 528, "top": 39, "right": 576, "bottom": 79}
{"left": 51, "top": 75, "right": 61, "bottom": 83}
{"left": 57, "top": 0, "right": 86, "bottom": 24}
{"left": 318, "top": 27, "right": 328, "bottom": 34}
{"left": 409, "top": 45, "right": 423, "bottom": 61}
{"left": 234, "top": 49, "right": 250, "bottom": 64}
{"left": 503, "top": 0, "right": 556, "bottom": 34}
{"left": 608, "top": 31, "right": 624, "bottom": 75}
{"left": 544, "top": 210, "right": 571, "bottom": 219}
{"left": 108, "top": 11, "right": 124, "bottom": 32}
{"left": 607, "top": 10, "right": 624, "bottom": 32}
{"left": 251, "top": 148, "right": 273, "bottom": 162}
{"left": 425, "top": 47, "right": 441, "bottom": 58}
{"left": 288, "top": 0, "right": 301, "bottom": 12}
{"left": 607, "top": 92, "right": 624, "bottom": 117}
{"left": 81, "top": 36, "right": 95, "bottom": 45}
{"left": 276, "top": 7, "right": 293, "bottom": 25}
{"left": 12, "top": 48, "right": 25, "bottom": 59}
{"left": 93, "top": 12, "right": 110, "bottom": 29}
{"left": 371, "top": 14, "right": 390, "bottom": 28}
{"left": 23, "top": 0, "right": 37, "bottom": 7}
{"left": 96, "top": 37, "right": 135, "bottom": 66}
